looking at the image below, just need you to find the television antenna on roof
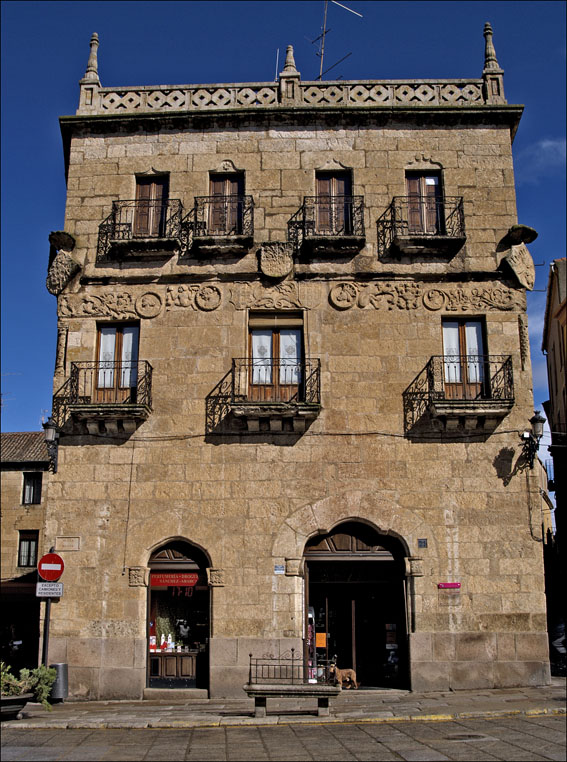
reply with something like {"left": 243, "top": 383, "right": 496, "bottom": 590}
{"left": 311, "top": 0, "right": 363, "bottom": 81}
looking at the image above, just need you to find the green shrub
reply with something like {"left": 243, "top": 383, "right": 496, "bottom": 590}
{"left": 0, "top": 661, "right": 56, "bottom": 710}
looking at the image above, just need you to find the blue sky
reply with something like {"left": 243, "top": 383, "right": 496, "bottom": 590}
{"left": 1, "top": 0, "right": 566, "bottom": 454}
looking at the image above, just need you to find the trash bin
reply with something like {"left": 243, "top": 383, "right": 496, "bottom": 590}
{"left": 49, "top": 663, "right": 68, "bottom": 701}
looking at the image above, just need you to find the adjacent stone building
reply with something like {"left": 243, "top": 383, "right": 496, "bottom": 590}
{"left": 0, "top": 432, "right": 50, "bottom": 672}
{"left": 42, "top": 25, "right": 550, "bottom": 699}
{"left": 542, "top": 257, "right": 566, "bottom": 657}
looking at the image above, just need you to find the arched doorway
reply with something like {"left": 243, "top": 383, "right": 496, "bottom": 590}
{"left": 147, "top": 540, "right": 210, "bottom": 689}
{"left": 304, "top": 521, "right": 409, "bottom": 689}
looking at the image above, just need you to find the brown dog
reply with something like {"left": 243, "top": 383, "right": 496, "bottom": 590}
{"left": 329, "top": 663, "right": 358, "bottom": 689}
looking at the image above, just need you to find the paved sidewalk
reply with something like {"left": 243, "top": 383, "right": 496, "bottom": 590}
{"left": 3, "top": 678, "right": 565, "bottom": 729}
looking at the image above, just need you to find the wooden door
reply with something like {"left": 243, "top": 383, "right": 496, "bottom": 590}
{"left": 442, "top": 320, "right": 484, "bottom": 400}
{"left": 249, "top": 328, "right": 302, "bottom": 402}
{"left": 210, "top": 174, "right": 243, "bottom": 234}
{"left": 134, "top": 177, "right": 168, "bottom": 237}
{"left": 95, "top": 324, "right": 139, "bottom": 403}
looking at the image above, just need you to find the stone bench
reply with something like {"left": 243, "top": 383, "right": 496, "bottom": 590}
{"left": 243, "top": 682, "right": 341, "bottom": 718}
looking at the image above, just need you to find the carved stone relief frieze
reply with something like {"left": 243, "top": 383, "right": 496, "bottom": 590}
{"left": 329, "top": 282, "right": 525, "bottom": 312}
{"left": 259, "top": 242, "right": 294, "bottom": 279}
{"left": 166, "top": 284, "right": 222, "bottom": 312}
{"left": 58, "top": 285, "right": 223, "bottom": 319}
{"left": 207, "top": 568, "right": 225, "bottom": 587}
{"left": 404, "top": 557, "right": 424, "bottom": 577}
{"left": 128, "top": 567, "right": 148, "bottom": 587}
{"left": 230, "top": 281, "right": 304, "bottom": 310}
{"left": 518, "top": 313, "right": 530, "bottom": 371}
{"left": 55, "top": 324, "right": 68, "bottom": 374}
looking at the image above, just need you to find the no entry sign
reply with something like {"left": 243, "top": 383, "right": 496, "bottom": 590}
{"left": 38, "top": 553, "right": 64, "bottom": 581}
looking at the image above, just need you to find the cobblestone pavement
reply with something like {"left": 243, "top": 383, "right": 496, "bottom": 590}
{"left": 1, "top": 714, "right": 565, "bottom": 761}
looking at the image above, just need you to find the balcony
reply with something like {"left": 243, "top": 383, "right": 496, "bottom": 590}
{"left": 289, "top": 196, "right": 365, "bottom": 255}
{"left": 403, "top": 355, "right": 514, "bottom": 434}
{"left": 188, "top": 195, "right": 254, "bottom": 255}
{"left": 229, "top": 358, "right": 321, "bottom": 432}
{"left": 53, "top": 361, "right": 152, "bottom": 435}
{"left": 377, "top": 197, "right": 465, "bottom": 257}
{"left": 97, "top": 200, "right": 186, "bottom": 261}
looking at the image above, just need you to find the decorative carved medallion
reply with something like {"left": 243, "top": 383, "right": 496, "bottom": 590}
{"left": 195, "top": 285, "right": 222, "bottom": 311}
{"left": 207, "top": 568, "right": 225, "bottom": 586}
{"left": 329, "top": 283, "right": 358, "bottom": 309}
{"left": 230, "top": 282, "right": 303, "bottom": 310}
{"left": 128, "top": 567, "right": 147, "bottom": 587}
{"left": 135, "top": 292, "right": 162, "bottom": 318}
{"left": 329, "top": 282, "right": 524, "bottom": 312}
{"left": 259, "top": 242, "right": 294, "bottom": 279}
{"left": 503, "top": 243, "right": 535, "bottom": 290}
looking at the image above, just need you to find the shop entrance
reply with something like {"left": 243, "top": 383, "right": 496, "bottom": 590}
{"left": 304, "top": 522, "right": 409, "bottom": 689}
{"left": 147, "top": 540, "right": 210, "bottom": 689}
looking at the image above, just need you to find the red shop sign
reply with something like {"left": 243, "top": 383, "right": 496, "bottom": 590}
{"left": 150, "top": 572, "right": 199, "bottom": 587}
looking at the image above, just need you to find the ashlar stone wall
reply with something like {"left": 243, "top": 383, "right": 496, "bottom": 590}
{"left": 44, "top": 112, "right": 549, "bottom": 699}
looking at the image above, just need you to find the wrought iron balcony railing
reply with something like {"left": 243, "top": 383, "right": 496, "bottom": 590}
{"left": 289, "top": 196, "right": 365, "bottom": 250}
{"left": 189, "top": 195, "right": 254, "bottom": 238}
{"left": 377, "top": 196, "right": 465, "bottom": 255}
{"left": 52, "top": 361, "right": 153, "bottom": 427}
{"left": 97, "top": 199, "right": 185, "bottom": 260}
{"left": 403, "top": 355, "right": 514, "bottom": 431}
{"left": 231, "top": 358, "right": 321, "bottom": 406}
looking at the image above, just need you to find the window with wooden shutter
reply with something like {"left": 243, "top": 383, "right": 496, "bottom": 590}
{"left": 134, "top": 176, "right": 169, "bottom": 237}
{"left": 442, "top": 319, "right": 486, "bottom": 400}
{"left": 316, "top": 172, "right": 352, "bottom": 234}
{"left": 209, "top": 173, "right": 244, "bottom": 234}
{"left": 95, "top": 323, "right": 140, "bottom": 403}
{"left": 405, "top": 173, "right": 443, "bottom": 234}
{"left": 248, "top": 313, "right": 304, "bottom": 402}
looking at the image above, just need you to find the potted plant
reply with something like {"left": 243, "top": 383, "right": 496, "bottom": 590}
{"left": 1, "top": 662, "right": 56, "bottom": 720}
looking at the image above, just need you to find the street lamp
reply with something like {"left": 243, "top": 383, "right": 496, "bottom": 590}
{"left": 521, "top": 410, "right": 546, "bottom": 469}
{"left": 43, "top": 415, "right": 59, "bottom": 473}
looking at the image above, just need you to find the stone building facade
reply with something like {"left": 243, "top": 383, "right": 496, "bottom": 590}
{"left": 43, "top": 26, "right": 550, "bottom": 699}
{"left": 1, "top": 432, "right": 50, "bottom": 671}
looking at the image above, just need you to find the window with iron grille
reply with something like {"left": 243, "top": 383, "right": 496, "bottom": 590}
{"left": 22, "top": 472, "right": 42, "bottom": 505}
{"left": 18, "top": 530, "right": 39, "bottom": 567}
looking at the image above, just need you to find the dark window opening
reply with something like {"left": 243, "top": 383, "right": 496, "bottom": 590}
{"left": 18, "top": 531, "right": 39, "bottom": 567}
{"left": 22, "top": 473, "right": 42, "bottom": 505}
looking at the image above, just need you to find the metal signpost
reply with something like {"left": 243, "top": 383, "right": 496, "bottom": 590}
{"left": 37, "top": 552, "right": 64, "bottom": 666}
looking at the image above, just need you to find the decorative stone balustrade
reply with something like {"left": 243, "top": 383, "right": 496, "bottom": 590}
{"left": 76, "top": 31, "right": 508, "bottom": 116}
{"left": 78, "top": 78, "right": 503, "bottom": 116}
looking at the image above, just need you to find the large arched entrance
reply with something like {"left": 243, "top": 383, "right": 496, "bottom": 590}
{"left": 304, "top": 521, "right": 409, "bottom": 689}
{"left": 147, "top": 540, "right": 210, "bottom": 689}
